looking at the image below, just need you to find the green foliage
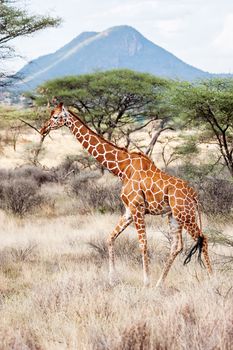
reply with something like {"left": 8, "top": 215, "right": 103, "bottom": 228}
{"left": 171, "top": 78, "right": 233, "bottom": 128}
{"left": 173, "top": 162, "right": 215, "bottom": 182}
{"left": 0, "top": 105, "right": 38, "bottom": 125}
{"left": 170, "top": 78, "right": 233, "bottom": 176}
{"left": 35, "top": 69, "right": 169, "bottom": 140}
{"left": 174, "top": 138, "right": 199, "bottom": 158}
{"left": 0, "top": 0, "right": 61, "bottom": 84}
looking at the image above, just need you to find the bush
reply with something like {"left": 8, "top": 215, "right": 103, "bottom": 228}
{"left": 12, "top": 165, "right": 57, "bottom": 186}
{"left": 170, "top": 162, "right": 214, "bottom": 182}
{"left": 55, "top": 155, "right": 80, "bottom": 181}
{"left": 198, "top": 177, "right": 233, "bottom": 215}
{"left": 86, "top": 236, "right": 143, "bottom": 266}
{"left": 70, "top": 175, "right": 123, "bottom": 213}
{"left": 171, "top": 163, "right": 233, "bottom": 215}
{"left": 0, "top": 178, "right": 43, "bottom": 216}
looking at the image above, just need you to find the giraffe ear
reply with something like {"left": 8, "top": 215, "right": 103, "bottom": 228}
{"left": 57, "top": 102, "right": 64, "bottom": 108}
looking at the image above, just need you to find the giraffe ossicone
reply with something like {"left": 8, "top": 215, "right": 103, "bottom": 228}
{"left": 40, "top": 103, "right": 212, "bottom": 287}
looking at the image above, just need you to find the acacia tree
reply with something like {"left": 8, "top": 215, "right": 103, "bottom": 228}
{"left": 0, "top": 0, "right": 61, "bottom": 86}
{"left": 171, "top": 79, "right": 233, "bottom": 177}
{"left": 35, "top": 69, "right": 172, "bottom": 149}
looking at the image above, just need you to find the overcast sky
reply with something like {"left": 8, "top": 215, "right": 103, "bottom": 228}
{"left": 5, "top": 0, "right": 233, "bottom": 73}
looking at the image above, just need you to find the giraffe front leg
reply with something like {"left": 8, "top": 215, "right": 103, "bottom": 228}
{"left": 108, "top": 210, "right": 132, "bottom": 285}
{"left": 131, "top": 207, "right": 150, "bottom": 287}
{"left": 156, "top": 215, "right": 183, "bottom": 288}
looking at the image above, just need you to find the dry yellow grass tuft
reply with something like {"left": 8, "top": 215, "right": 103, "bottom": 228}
{"left": 0, "top": 211, "right": 232, "bottom": 350}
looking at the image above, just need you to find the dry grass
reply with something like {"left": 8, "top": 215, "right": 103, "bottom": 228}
{"left": 0, "top": 211, "right": 232, "bottom": 350}
{"left": 0, "top": 108, "right": 232, "bottom": 349}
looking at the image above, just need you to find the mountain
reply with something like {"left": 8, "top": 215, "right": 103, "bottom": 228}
{"left": 16, "top": 25, "right": 212, "bottom": 91}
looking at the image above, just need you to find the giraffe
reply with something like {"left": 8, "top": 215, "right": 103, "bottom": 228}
{"left": 40, "top": 103, "right": 212, "bottom": 287}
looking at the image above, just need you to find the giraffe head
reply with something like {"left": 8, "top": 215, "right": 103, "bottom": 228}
{"left": 40, "top": 102, "right": 70, "bottom": 135}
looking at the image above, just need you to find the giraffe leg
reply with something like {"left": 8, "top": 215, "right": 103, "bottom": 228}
{"left": 131, "top": 207, "right": 150, "bottom": 287}
{"left": 108, "top": 209, "right": 133, "bottom": 285}
{"left": 156, "top": 215, "right": 183, "bottom": 288}
{"left": 184, "top": 222, "right": 212, "bottom": 275}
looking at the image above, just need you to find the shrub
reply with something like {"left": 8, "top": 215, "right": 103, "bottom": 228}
{"left": 55, "top": 155, "right": 80, "bottom": 181}
{"left": 55, "top": 154, "right": 98, "bottom": 182}
{"left": 198, "top": 177, "right": 233, "bottom": 215}
{"left": 70, "top": 176, "right": 123, "bottom": 213}
{"left": 0, "top": 178, "right": 43, "bottom": 217}
{"left": 171, "top": 163, "right": 233, "bottom": 215}
{"left": 12, "top": 165, "right": 57, "bottom": 186}
{"left": 170, "top": 162, "right": 215, "bottom": 182}
{"left": 86, "top": 236, "right": 143, "bottom": 266}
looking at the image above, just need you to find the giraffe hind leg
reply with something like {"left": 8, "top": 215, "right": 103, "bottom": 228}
{"left": 156, "top": 215, "right": 183, "bottom": 287}
{"left": 201, "top": 234, "right": 212, "bottom": 275}
{"left": 130, "top": 205, "right": 150, "bottom": 287}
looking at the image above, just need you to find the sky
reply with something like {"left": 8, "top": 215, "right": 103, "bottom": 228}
{"left": 5, "top": 0, "right": 233, "bottom": 74}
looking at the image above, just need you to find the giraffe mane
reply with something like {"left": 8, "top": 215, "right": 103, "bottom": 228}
{"left": 68, "top": 109, "right": 128, "bottom": 153}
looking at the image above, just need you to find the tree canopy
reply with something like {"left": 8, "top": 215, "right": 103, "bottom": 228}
{"left": 0, "top": 0, "right": 61, "bottom": 85}
{"left": 35, "top": 69, "right": 170, "bottom": 146}
{"left": 171, "top": 78, "right": 233, "bottom": 177}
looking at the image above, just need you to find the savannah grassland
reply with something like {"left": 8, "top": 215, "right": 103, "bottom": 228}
{"left": 0, "top": 106, "right": 233, "bottom": 350}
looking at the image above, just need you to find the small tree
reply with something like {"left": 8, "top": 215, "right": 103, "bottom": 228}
{"left": 171, "top": 79, "right": 233, "bottom": 177}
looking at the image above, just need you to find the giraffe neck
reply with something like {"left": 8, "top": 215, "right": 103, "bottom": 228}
{"left": 67, "top": 110, "right": 128, "bottom": 177}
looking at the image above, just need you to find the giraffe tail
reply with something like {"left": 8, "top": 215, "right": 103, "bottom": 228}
{"left": 183, "top": 198, "right": 204, "bottom": 267}
{"left": 183, "top": 236, "right": 204, "bottom": 265}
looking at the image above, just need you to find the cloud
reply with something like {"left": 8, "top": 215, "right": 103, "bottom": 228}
{"left": 155, "top": 18, "right": 184, "bottom": 37}
{"left": 213, "top": 13, "right": 233, "bottom": 54}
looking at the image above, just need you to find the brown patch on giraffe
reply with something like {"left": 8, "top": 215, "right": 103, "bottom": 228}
{"left": 96, "top": 154, "right": 105, "bottom": 163}
{"left": 104, "top": 144, "right": 113, "bottom": 152}
{"left": 176, "top": 181, "right": 184, "bottom": 189}
{"left": 90, "top": 137, "right": 99, "bottom": 146}
{"left": 96, "top": 144, "right": 105, "bottom": 154}
{"left": 84, "top": 134, "right": 90, "bottom": 141}
{"left": 121, "top": 193, "right": 129, "bottom": 206}
{"left": 107, "top": 161, "right": 117, "bottom": 169}
{"left": 92, "top": 149, "right": 98, "bottom": 157}
{"left": 176, "top": 198, "right": 184, "bottom": 205}
{"left": 88, "top": 146, "right": 94, "bottom": 153}
{"left": 83, "top": 141, "right": 88, "bottom": 148}
{"left": 132, "top": 181, "right": 140, "bottom": 191}
{"left": 146, "top": 170, "right": 154, "bottom": 178}
{"left": 175, "top": 189, "right": 187, "bottom": 198}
